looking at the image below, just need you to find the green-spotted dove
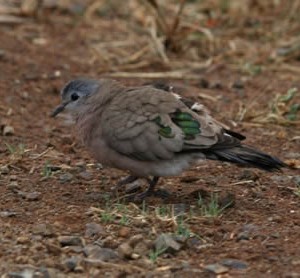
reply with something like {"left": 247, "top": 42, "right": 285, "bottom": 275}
{"left": 51, "top": 79, "right": 286, "bottom": 200}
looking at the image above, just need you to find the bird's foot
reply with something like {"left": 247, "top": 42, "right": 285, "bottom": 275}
{"left": 126, "top": 188, "right": 170, "bottom": 202}
{"left": 111, "top": 175, "right": 139, "bottom": 193}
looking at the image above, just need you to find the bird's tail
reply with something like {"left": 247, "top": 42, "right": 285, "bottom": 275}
{"left": 206, "top": 145, "right": 286, "bottom": 171}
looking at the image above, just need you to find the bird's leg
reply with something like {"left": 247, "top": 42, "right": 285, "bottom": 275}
{"left": 133, "top": 177, "right": 171, "bottom": 201}
{"left": 118, "top": 175, "right": 138, "bottom": 186}
{"left": 112, "top": 175, "right": 139, "bottom": 192}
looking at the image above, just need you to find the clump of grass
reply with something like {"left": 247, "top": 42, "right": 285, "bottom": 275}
{"left": 41, "top": 160, "right": 53, "bottom": 178}
{"left": 5, "top": 142, "right": 26, "bottom": 155}
{"left": 176, "top": 215, "right": 192, "bottom": 238}
{"left": 197, "top": 193, "right": 230, "bottom": 217}
{"left": 149, "top": 246, "right": 167, "bottom": 263}
{"left": 246, "top": 87, "right": 300, "bottom": 125}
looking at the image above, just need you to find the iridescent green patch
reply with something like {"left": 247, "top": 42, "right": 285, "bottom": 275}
{"left": 171, "top": 111, "right": 201, "bottom": 140}
{"left": 152, "top": 116, "right": 174, "bottom": 138}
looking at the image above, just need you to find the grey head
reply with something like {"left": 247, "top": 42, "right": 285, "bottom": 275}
{"left": 51, "top": 79, "right": 100, "bottom": 117}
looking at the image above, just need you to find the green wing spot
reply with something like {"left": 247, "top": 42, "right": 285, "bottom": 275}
{"left": 173, "top": 112, "right": 194, "bottom": 121}
{"left": 176, "top": 120, "right": 200, "bottom": 129}
{"left": 182, "top": 127, "right": 200, "bottom": 135}
{"left": 159, "top": 126, "right": 173, "bottom": 138}
{"left": 153, "top": 116, "right": 162, "bottom": 125}
{"left": 152, "top": 116, "right": 174, "bottom": 139}
{"left": 171, "top": 111, "right": 201, "bottom": 140}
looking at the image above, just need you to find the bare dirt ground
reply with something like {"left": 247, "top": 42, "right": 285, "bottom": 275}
{"left": 0, "top": 1, "right": 300, "bottom": 277}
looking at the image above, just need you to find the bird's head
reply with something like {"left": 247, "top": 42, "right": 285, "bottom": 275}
{"left": 51, "top": 79, "right": 100, "bottom": 117}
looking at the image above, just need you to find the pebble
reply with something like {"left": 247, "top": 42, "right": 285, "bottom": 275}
{"left": 133, "top": 241, "right": 150, "bottom": 257}
{"left": 0, "top": 49, "right": 5, "bottom": 58}
{"left": 268, "top": 215, "right": 283, "bottom": 223}
{"left": 154, "top": 233, "right": 182, "bottom": 253}
{"left": 198, "top": 78, "right": 210, "bottom": 88}
{"left": 63, "top": 256, "right": 78, "bottom": 271}
{"left": 118, "top": 242, "right": 133, "bottom": 259}
{"left": 204, "top": 263, "right": 229, "bottom": 274}
{"left": 59, "top": 173, "right": 74, "bottom": 184}
{"left": 238, "top": 169, "right": 259, "bottom": 181}
{"left": 45, "top": 242, "right": 62, "bottom": 255}
{"left": 7, "top": 269, "right": 34, "bottom": 278}
{"left": 186, "top": 237, "right": 203, "bottom": 250}
{"left": 220, "top": 259, "right": 248, "bottom": 269}
{"left": 85, "top": 222, "right": 105, "bottom": 238}
{"left": 78, "top": 171, "right": 93, "bottom": 180}
{"left": 232, "top": 79, "right": 244, "bottom": 89}
{"left": 0, "top": 211, "right": 17, "bottom": 217}
{"left": 173, "top": 203, "right": 186, "bottom": 216}
{"left": 0, "top": 165, "right": 9, "bottom": 174}
{"left": 128, "top": 234, "right": 144, "bottom": 246}
{"left": 237, "top": 231, "right": 250, "bottom": 241}
{"left": 3, "top": 125, "right": 14, "bottom": 136}
{"left": 118, "top": 226, "right": 131, "bottom": 238}
{"left": 7, "top": 181, "right": 20, "bottom": 191}
{"left": 84, "top": 244, "right": 119, "bottom": 261}
{"left": 271, "top": 175, "right": 293, "bottom": 183}
{"left": 24, "top": 191, "right": 41, "bottom": 201}
{"left": 16, "top": 236, "right": 30, "bottom": 244}
{"left": 32, "top": 223, "right": 55, "bottom": 237}
{"left": 58, "top": 236, "right": 83, "bottom": 247}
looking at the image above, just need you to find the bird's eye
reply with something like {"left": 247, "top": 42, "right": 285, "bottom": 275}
{"left": 71, "top": 93, "right": 79, "bottom": 101}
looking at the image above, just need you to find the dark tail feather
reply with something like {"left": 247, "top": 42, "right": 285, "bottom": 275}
{"left": 207, "top": 145, "right": 286, "bottom": 171}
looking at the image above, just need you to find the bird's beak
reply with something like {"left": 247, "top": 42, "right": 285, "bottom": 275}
{"left": 50, "top": 101, "right": 69, "bottom": 117}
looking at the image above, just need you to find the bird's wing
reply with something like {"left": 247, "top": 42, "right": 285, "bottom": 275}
{"left": 101, "top": 87, "right": 240, "bottom": 161}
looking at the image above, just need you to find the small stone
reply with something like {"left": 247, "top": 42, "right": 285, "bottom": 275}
{"left": 0, "top": 211, "right": 17, "bottom": 217}
{"left": 59, "top": 173, "right": 74, "bottom": 184}
{"left": 78, "top": 171, "right": 93, "bottom": 180}
{"left": 237, "top": 231, "right": 250, "bottom": 241}
{"left": 16, "top": 236, "right": 30, "bottom": 244}
{"left": 3, "top": 125, "right": 14, "bottom": 136}
{"left": 85, "top": 222, "right": 105, "bottom": 238}
{"left": 45, "top": 242, "right": 61, "bottom": 255}
{"left": 118, "top": 242, "right": 133, "bottom": 259}
{"left": 118, "top": 227, "right": 131, "bottom": 238}
{"left": 38, "top": 268, "right": 58, "bottom": 278}
{"left": 173, "top": 203, "right": 186, "bottom": 216}
{"left": 204, "top": 263, "right": 229, "bottom": 274}
{"left": 7, "top": 181, "right": 20, "bottom": 191}
{"left": 63, "top": 256, "right": 78, "bottom": 272}
{"left": 271, "top": 175, "right": 291, "bottom": 183}
{"left": 291, "top": 259, "right": 300, "bottom": 266}
{"left": 238, "top": 169, "right": 259, "bottom": 181}
{"left": 58, "top": 236, "right": 83, "bottom": 247}
{"left": 9, "top": 175, "right": 18, "bottom": 181}
{"left": 284, "top": 272, "right": 300, "bottom": 278}
{"left": 232, "top": 79, "right": 244, "bottom": 89}
{"left": 198, "top": 78, "right": 210, "bottom": 88}
{"left": 268, "top": 215, "right": 283, "bottom": 223}
{"left": 128, "top": 234, "right": 144, "bottom": 246}
{"left": 211, "top": 81, "right": 223, "bottom": 89}
{"left": 186, "top": 237, "right": 202, "bottom": 249}
{"left": 65, "top": 246, "right": 83, "bottom": 253}
{"left": 32, "top": 223, "right": 55, "bottom": 236}
{"left": 220, "top": 259, "right": 248, "bottom": 269}
{"left": 154, "top": 233, "right": 182, "bottom": 253}
{"left": 0, "top": 165, "right": 9, "bottom": 174}
{"left": 0, "top": 49, "right": 5, "bottom": 58}
{"left": 7, "top": 269, "right": 34, "bottom": 278}
{"left": 84, "top": 244, "right": 118, "bottom": 261}
{"left": 133, "top": 241, "right": 150, "bottom": 257}
{"left": 25, "top": 191, "right": 41, "bottom": 201}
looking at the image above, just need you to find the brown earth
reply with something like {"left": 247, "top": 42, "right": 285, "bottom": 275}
{"left": 0, "top": 3, "right": 300, "bottom": 278}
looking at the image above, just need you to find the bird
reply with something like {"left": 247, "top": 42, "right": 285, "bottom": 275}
{"left": 51, "top": 78, "right": 286, "bottom": 200}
